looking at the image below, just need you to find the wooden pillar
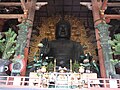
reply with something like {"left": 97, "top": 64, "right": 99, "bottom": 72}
{"left": 21, "top": 0, "right": 37, "bottom": 76}
{"left": 22, "top": 0, "right": 37, "bottom": 76}
{"left": 22, "top": 1, "right": 47, "bottom": 75}
{"left": 21, "top": 47, "right": 28, "bottom": 76}
{"left": 26, "top": 0, "right": 37, "bottom": 48}
{"left": 91, "top": 0, "right": 106, "bottom": 78}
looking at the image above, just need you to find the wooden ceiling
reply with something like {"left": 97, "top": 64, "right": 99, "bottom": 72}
{"left": 35, "top": 0, "right": 120, "bottom": 33}
{"left": 0, "top": 0, "right": 119, "bottom": 17}
{"left": 0, "top": 0, "right": 119, "bottom": 33}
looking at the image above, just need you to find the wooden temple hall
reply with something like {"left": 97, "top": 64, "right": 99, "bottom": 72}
{"left": 0, "top": 0, "right": 120, "bottom": 90}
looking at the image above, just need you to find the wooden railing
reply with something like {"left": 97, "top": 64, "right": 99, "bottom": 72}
{"left": 0, "top": 73, "right": 120, "bottom": 90}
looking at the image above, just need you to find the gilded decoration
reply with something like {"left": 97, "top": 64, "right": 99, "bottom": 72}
{"left": 28, "top": 16, "right": 97, "bottom": 62}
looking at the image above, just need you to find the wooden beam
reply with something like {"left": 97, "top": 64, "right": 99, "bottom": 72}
{"left": 0, "top": 14, "right": 24, "bottom": 19}
{"left": 80, "top": 2, "right": 120, "bottom": 7}
{"left": 36, "top": 2, "right": 48, "bottom": 6}
{"left": 108, "top": 3, "right": 120, "bottom": 7}
{"left": 20, "top": 0, "right": 27, "bottom": 10}
{"left": 0, "top": 2, "right": 48, "bottom": 7}
{"left": 0, "top": 2, "right": 48, "bottom": 12}
{"left": 0, "top": 2, "right": 21, "bottom": 6}
{"left": 100, "top": 0, "right": 108, "bottom": 18}
{"left": 105, "top": 14, "right": 120, "bottom": 19}
{"left": 101, "top": 0, "right": 108, "bottom": 10}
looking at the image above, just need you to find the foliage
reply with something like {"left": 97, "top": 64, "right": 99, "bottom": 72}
{"left": 109, "top": 34, "right": 120, "bottom": 64}
{"left": 72, "top": 60, "right": 80, "bottom": 72}
{"left": 27, "top": 55, "right": 48, "bottom": 71}
{"left": 27, "top": 56, "right": 42, "bottom": 69}
{"left": 0, "top": 28, "right": 19, "bottom": 60}
{"left": 109, "top": 34, "right": 120, "bottom": 55}
{"left": 90, "top": 60, "right": 100, "bottom": 74}
{"left": 47, "top": 61, "right": 54, "bottom": 72}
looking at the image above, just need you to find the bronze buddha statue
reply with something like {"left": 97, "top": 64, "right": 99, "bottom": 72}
{"left": 40, "top": 20, "right": 84, "bottom": 69}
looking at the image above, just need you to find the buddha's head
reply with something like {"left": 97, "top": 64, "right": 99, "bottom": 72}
{"left": 55, "top": 20, "right": 71, "bottom": 39}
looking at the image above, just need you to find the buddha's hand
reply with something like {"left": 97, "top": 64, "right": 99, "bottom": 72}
{"left": 40, "top": 38, "right": 50, "bottom": 54}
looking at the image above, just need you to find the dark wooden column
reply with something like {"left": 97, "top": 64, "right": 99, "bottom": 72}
{"left": 91, "top": 0, "right": 106, "bottom": 78}
{"left": 22, "top": 1, "right": 47, "bottom": 75}
{"left": 26, "top": 0, "right": 37, "bottom": 47}
{"left": 21, "top": 0, "right": 37, "bottom": 76}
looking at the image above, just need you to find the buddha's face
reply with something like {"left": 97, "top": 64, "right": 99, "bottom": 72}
{"left": 55, "top": 20, "right": 71, "bottom": 39}
{"left": 58, "top": 24, "right": 69, "bottom": 37}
